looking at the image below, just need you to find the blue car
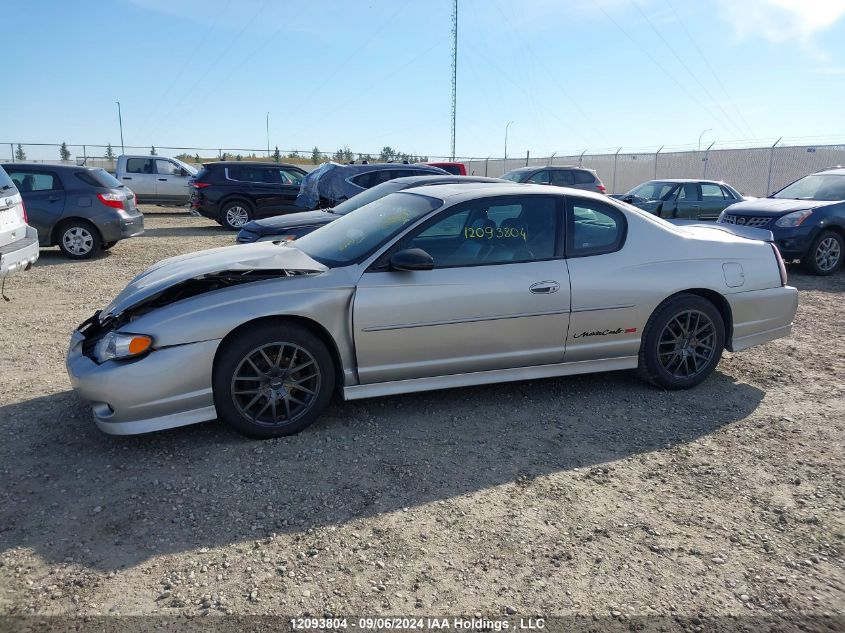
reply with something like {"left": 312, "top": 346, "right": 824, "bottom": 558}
{"left": 295, "top": 162, "right": 447, "bottom": 209}
{"left": 718, "top": 167, "right": 845, "bottom": 275}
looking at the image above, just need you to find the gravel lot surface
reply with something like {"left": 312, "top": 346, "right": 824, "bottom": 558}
{"left": 0, "top": 208, "right": 843, "bottom": 629}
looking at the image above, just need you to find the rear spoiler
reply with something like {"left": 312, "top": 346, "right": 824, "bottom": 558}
{"left": 668, "top": 219, "right": 773, "bottom": 242}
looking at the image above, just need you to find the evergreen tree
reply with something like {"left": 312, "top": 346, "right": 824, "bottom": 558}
{"left": 59, "top": 142, "right": 71, "bottom": 161}
{"left": 150, "top": 146, "right": 157, "bottom": 156}
{"left": 104, "top": 143, "right": 115, "bottom": 160}
{"left": 311, "top": 147, "right": 322, "bottom": 164}
{"left": 236, "top": 154, "right": 243, "bottom": 161}
{"left": 195, "top": 153, "right": 201, "bottom": 163}
{"left": 14, "top": 144, "right": 26, "bottom": 161}
{"left": 273, "top": 146, "right": 281, "bottom": 163}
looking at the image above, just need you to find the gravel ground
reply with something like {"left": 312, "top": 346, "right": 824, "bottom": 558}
{"left": 0, "top": 208, "right": 843, "bottom": 629}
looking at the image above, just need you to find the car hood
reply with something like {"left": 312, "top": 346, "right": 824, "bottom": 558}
{"left": 247, "top": 210, "right": 336, "bottom": 233}
{"left": 725, "top": 198, "right": 840, "bottom": 216}
{"left": 101, "top": 243, "right": 326, "bottom": 321}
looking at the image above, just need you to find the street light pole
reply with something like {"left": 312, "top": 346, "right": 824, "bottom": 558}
{"left": 115, "top": 101, "right": 125, "bottom": 154}
{"left": 266, "top": 112, "right": 270, "bottom": 157}
{"left": 504, "top": 120, "right": 514, "bottom": 163}
{"left": 698, "top": 128, "right": 712, "bottom": 152}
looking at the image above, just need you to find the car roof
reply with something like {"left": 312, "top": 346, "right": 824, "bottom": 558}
{"left": 505, "top": 165, "right": 592, "bottom": 173}
{"left": 205, "top": 161, "right": 301, "bottom": 168}
{"left": 647, "top": 178, "right": 730, "bottom": 184}
{"left": 406, "top": 182, "right": 610, "bottom": 203}
{"left": 816, "top": 166, "right": 845, "bottom": 175}
{"left": 1, "top": 162, "right": 99, "bottom": 172}
{"left": 329, "top": 162, "right": 447, "bottom": 174}
{"left": 390, "top": 175, "right": 507, "bottom": 186}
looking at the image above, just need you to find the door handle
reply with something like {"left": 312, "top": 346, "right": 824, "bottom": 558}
{"left": 48, "top": 195, "right": 61, "bottom": 202}
{"left": 529, "top": 280, "right": 560, "bottom": 294}
{"left": 122, "top": 177, "right": 132, "bottom": 180}
{"left": 158, "top": 178, "right": 167, "bottom": 181}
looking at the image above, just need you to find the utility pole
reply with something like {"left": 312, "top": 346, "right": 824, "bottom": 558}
{"left": 266, "top": 112, "right": 270, "bottom": 157}
{"left": 115, "top": 101, "right": 125, "bottom": 154}
{"left": 504, "top": 121, "right": 514, "bottom": 163}
{"left": 449, "top": 0, "right": 458, "bottom": 161}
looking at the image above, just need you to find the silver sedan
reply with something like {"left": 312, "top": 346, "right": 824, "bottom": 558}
{"left": 67, "top": 183, "right": 799, "bottom": 438}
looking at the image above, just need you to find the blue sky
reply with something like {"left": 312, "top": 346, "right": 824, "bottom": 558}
{"left": 4, "top": 0, "right": 845, "bottom": 160}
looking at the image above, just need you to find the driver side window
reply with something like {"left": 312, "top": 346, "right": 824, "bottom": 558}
{"left": 402, "top": 197, "right": 560, "bottom": 268}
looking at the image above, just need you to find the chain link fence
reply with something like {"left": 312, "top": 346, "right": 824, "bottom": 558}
{"left": 4, "top": 142, "right": 844, "bottom": 197}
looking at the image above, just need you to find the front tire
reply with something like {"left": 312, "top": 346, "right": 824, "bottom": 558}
{"left": 219, "top": 200, "right": 253, "bottom": 231}
{"left": 802, "top": 230, "right": 843, "bottom": 276}
{"left": 213, "top": 323, "right": 335, "bottom": 439}
{"left": 639, "top": 294, "right": 725, "bottom": 390}
{"left": 57, "top": 221, "right": 102, "bottom": 259}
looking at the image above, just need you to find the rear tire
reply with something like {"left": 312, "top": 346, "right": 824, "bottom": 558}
{"left": 219, "top": 200, "right": 253, "bottom": 231}
{"left": 57, "top": 220, "right": 102, "bottom": 260}
{"left": 639, "top": 293, "right": 725, "bottom": 390}
{"left": 213, "top": 323, "right": 335, "bottom": 439}
{"left": 802, "top": 230, "right": 843, "bottom": 276}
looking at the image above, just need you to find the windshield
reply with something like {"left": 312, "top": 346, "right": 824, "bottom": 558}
{"left": 331, "top": 180, "right": 407, "bottom": 215}
{"left": 501, "top": 170, "right": 525, "bottom": 182}
{"left": 773, "top": 174, "right": 845, "bottom": 201}
{"left": 293, "top": 192, "right": 442, "bottom": 267}
{"left": 627, "top": 181, "right": 676, "bottom": 200}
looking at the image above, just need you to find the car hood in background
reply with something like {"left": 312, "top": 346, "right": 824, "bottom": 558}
{"left": 246, "top": 210, "right": 336, "bottom": 233}
{"left": 101, "top": 243, "right": 326, "bottom": 320}
{"left": 724, "top": 198, "right": 841, "bottom": 216}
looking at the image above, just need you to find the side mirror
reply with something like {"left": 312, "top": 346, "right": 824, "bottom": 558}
{"left": 389, "top": 248, "right": 435, "bottom": 271}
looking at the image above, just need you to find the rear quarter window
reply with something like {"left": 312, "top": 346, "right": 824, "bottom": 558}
{"left": 75, "top": 169, "right": 123, "bottom": 189}
{"left": 0, "top": 166, "right": 16, "bottom": 192}
{"left": 567, "top": 198, "right": 627, "bottom": 257}
{"left": 574, "top": 171, "right": 596, "bottom": 184}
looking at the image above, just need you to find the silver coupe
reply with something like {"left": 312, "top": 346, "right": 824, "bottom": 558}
{"left": 67, "top": 183, "right": 799, "bottom": 438}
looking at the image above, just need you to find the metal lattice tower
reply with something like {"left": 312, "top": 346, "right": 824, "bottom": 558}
{"left": 450, "top": 0, "right": 458, "bottom": 161}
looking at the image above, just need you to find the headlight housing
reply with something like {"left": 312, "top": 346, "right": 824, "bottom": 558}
{"left": 93, "top": 332, "right": 153, "bottom": 363}
{"left": 775, "top": 209, "right": 813, "bottom": 227}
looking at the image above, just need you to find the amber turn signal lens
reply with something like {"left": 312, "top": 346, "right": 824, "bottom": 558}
{"left": 127, "top": 336, "right": 152, "bottom": 355}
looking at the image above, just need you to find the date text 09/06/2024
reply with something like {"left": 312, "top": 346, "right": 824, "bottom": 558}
{"left": 289, "top": 617, "right": 547, "bottom": 630}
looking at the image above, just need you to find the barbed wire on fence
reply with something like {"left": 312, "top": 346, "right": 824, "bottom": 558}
{"left": 3, "top": 139, "right": 844, "bottom": 197}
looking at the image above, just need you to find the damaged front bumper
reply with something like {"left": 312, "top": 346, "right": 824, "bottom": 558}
{"left": 66, "top": 315, "right": 221, "bottom": 435}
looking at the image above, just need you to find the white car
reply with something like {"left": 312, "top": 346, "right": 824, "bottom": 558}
{"left": 0, "top": 165, "right": 39, "bottom": 279}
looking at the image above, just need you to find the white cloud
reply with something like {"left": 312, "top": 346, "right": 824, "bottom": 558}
{"left": 717, "top": 0, "right": 845, "bottom": 43}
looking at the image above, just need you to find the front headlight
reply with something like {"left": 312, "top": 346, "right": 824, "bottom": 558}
{"left": 775, "top": 209, "right": 813, "bottom": 227}
{"left": 93, "top": 332, "right": 153, "bottom": 363}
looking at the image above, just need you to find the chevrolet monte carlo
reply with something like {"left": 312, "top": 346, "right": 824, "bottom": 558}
{"left": 67, "top": 184, "right": 799, "bottom": 438}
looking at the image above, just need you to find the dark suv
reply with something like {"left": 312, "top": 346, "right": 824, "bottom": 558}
{"left": 189, "top": 162, "right": 308, "bottom": 230}
{"left": 718, "top": 167, "right": 845, "bottom": 275}
{"left": 501, "top": 166, "right": 606, "bottom": 193}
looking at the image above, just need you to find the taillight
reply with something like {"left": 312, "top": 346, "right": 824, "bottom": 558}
{"left": 597, "top": 184, "right": 607, "bottom": 193}
{"left": 97, "top": 192, "right": 126, "bottom": 210}
{"left": 771, "top": 243, "right": 787, "bottom": 286}
{"left": 191, "top": 181, "right": 211, "bottom": 189}
{"left": 20, "top": 200, "right": 28, "bottom": 224}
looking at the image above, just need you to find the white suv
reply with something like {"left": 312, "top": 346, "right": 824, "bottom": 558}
{"left": 0, "top": 165, "right": 39, "bottom": 278}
